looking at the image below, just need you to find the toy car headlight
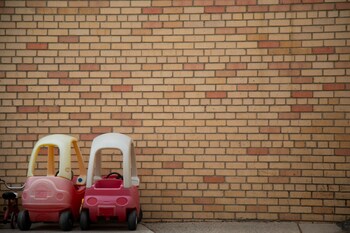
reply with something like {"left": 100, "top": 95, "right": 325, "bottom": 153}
{"left": 116, "top": 197, "right": 128, "bottom": 206}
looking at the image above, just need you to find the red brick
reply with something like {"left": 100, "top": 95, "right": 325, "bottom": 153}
{"left": 206, "top": 91, "right": 227, "bottom": 98}
{"left": 248, "top": 5, "right": 268, "bottom": 12}
{"left": 280, "top": 214, "right": 301, "bottom": 221}
{"left": 92, "top": 127, "right": 113, "bottom": 134}
{"left": 48, "top": 71, "right": 69, "bottom": 78}
{"left": 269, "top": 177, "right": 289, "bottom": 184}
{"left": 89, "top": 1, "right": 109, "bottom": 7}
{"left": 39, "top": 106, "right": 60, "bottom": 113}
{"left": 112, "top": 85, "right": 133, "bottom": 92}
{"left": 164, "top": 21, "right": 183, "bottom": 28}
{"left": 313, "top": 3, "right": 334, "bottom": 10}
{"left": 17, "top": 134, "right": 38, "bottom": 141}
{"left": 269, "top": 62, "right": 289, "bottom": 69}
{"left": 323, "top": 83, "right": 345, "bottom": 91}
{"left": 335, "top": 62, "right": 350, "bottom": 68}
{"left": 278, "top": 112, "right": 300, "bottom": 119}
{"left": 336, "top": 2, "right": 350, "bottom": 9}
{"left": 60, "top": 78, "right": 80, "bottom": 85}
{"left": 204, "top": 176, "right": 225, "bottom": 183}
{"left": 260, "top": 127, "right": 281, "bottom": 134}
{"left": 70, "top": 113, "right": 90, "bottom": 120}
{"left": 18, "top": 106, "right": 39, "bottom": 113}
{"left": 18, "top": 64, "right": 37, "bottom": 71}
{"left": 303, "top": 0, "right": 323, "bottom": 2}
{"left": 216, "top": 28, "right": 236, "bottom": 34}
{"left": 291, "top": 4, "right": 312, "bottom": 11}
{"left": 247, "top": 205, "right": 268, "bottom": 212}
{"left": 269, "top": 5, "right": 290, "bottom": 11}
{"left": 80, "top": 64, "right": 100, "bottom": 71}
{"left": 291, "top": 105, "right": 313, "bottom": 112}
{"left": 122, "top": 120, "right": 142, "bottom": 127}
{"left": 163, "top": 162, "right": 183, "bottom": 169}
{"left": 227, "top": 63, "right": 247, "bottom": 70}
{"left": 143, "top": 64, "right": 162, "bottom": 71}
{"left": 81, "top": 92, "right": 101, "bottom": 99}
{"left": 142, "top": 148, "right": 163, "bottom": 155}
{"left": 7, "top": 86, "right": 27, "bottom": 92}
{"left": 259, "top": 41, "right": 280, "bottom": 48}
{"left": 312, "top": 47, "right": 334, "bottom": 54}
{"left": 80, "top": 134, "right": 99, "bottom": 141}
{"left": 143, "top": 22, "right": 162, "bottom": 28}
{"left": 335, "top": 149, "right": 350, "bottom": 156}
{"left": 236, "top": 0, "right": 256, "bottom": 5}
{"left": 194, "top": 198, "right": 215, "bottom": 204}
{"left": 27, "top": 43, "right": 48, "bottom": 50}
{"left": 58, "top": 36, "right": 79, "bottom": 43}
{"left": 204, "top": 6, "right": 225, "bottom": 13}
{"left": 0, "top": 8, "right": 15, "bottom": 14}
{"left": 247, "top": 148, "right": 269, "bottom": 155}
{"left": 280, "top": 170, "right": 301, "bottom": 177}
{"left": 184, "top": 63, "right": 204, "bottom": 70}
{"left": 292, "top": 91, "right": 313, "bottom": 98}
{"left": 111, "top": 113, "right": 132, "bottom": 119}
{"left": 143, "top": 7, "right": 163, "bottom": 14}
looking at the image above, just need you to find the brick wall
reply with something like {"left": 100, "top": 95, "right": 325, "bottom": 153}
{"left": 1, "top": 0, "right": 350, "bottom": 222}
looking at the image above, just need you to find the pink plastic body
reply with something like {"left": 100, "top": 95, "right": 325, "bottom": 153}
{"left": 22, "top": 176, "right": 85, "bottom": 222}
{"left": 82, "top": 178, "right": 140, "bottom": 222}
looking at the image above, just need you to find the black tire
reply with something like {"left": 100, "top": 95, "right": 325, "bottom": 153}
{"left": 17, "top": 210, "right": 31, "bottom": 231}
{"left": 10, "top": 212, "right": 17, "bottom": 229}
{"left": 80, "top": 210, "right": 89, "bottom": 231}
{"left": 137, "top": 208, "right": 143, "bottom": 223}
{"left": 127, "top": 209, "right": 138, "bottom": 231}
{"left": 59, "top": 211, "right": 74, "bottom": 231}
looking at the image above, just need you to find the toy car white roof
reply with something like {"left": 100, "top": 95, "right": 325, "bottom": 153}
{"left": 86, "top": 133, "right": 139, "bottom": 188}
{"left": 27, "top": 134, "right": 86, "bottom": 184}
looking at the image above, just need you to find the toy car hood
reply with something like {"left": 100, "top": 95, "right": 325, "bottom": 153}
{"left": 27, "top": 134, "right": 86, "bottom": 184}
{"left": 86, "top": 133, "right": 139, "bottom": 188}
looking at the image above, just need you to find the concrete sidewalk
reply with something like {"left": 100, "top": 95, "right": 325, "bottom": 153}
{"left": 0, "top": 221, "right": 346, "bottom": 233}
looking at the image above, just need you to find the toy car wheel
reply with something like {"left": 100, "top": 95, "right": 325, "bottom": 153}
{"left": 10, "top": 212, "right": 17, "bottom": 229}
{"left": 127, "top": 209, "right": 138, "bottom": 231}
{"left": 137, "top": 208, "right": 143, "bottom": 223}
{"left": 59, "top": 211, "right": 74, "bottom": 231}
{"left": 17, "top": 210, "right": 31, "bottom": 231}
{"left": 80, "top": 210, "right": 90, "bottom": 231}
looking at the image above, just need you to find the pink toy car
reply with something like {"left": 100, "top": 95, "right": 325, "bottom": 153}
{"left": 18, "top": 134, "right": 87, "bottom": 231}
{"left": 80, "top": 133, "right": 142, "bottom": 231}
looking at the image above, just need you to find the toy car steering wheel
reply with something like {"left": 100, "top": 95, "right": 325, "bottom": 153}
{"left": 106, "top": 172, "right": 123, "bottom": 180}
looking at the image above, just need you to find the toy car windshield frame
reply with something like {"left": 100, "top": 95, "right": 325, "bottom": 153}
{"left": 86, "top": 133, "right": 139, "bottom": 188}
{"left": 27, "top": 134, "right": 86, "bottom": 184}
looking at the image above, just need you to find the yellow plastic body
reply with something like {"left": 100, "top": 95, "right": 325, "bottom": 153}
{"left": 27, "top": 134, "right": 86, "bottom": 185}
